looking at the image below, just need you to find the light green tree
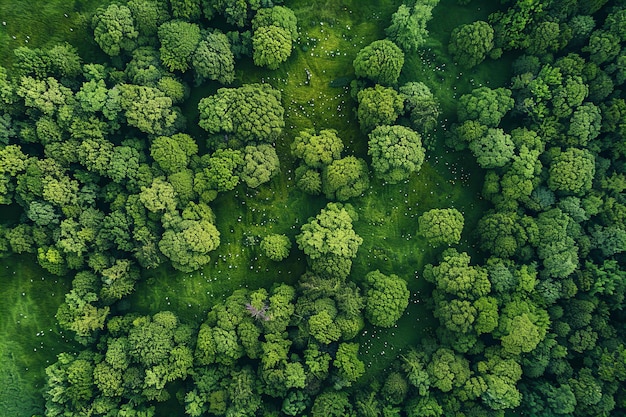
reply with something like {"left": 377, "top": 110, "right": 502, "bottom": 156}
{"left": 418, "top": 208, "right": 464, "bottom": 246}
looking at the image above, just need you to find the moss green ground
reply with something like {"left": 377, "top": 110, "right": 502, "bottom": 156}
{"left": 0, "top": 0, "right": 510, "bottom": 414}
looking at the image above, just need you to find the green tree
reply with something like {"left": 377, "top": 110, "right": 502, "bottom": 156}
{"left": 158, "top": 21, "right": 201, "bottom": 72}
{"left": 584, "top": 30, "right": 620, "bottom": 65}
{"left": 252, "top": 25, "right": 293, "bottom": 70}
{"left": 252, "top": 6, "right": 298, "bottom": 41}
{"left": 311, "top": 391, "right": 353, "bottom": 417}
{"left": 322, "top": 156, "right": 369, "bottom": 201}
{"left": 291, "top": 129, "right": 344, "bottom": 169}
{"left": 400, "top": 81, "right": 440, "bottom": 133}
{"left": 469, "top": 128, "right": 515, "bottom": 168}
{"left": 240, "top": 144, "right": 280, "bottom": 188}
{"left": 198, "top": 83, "right": 284, "bottom": 143}
{"left": 353, "top": 39, "right": 404, "bottom": 85}
{"left": 119, "top": 84, "right": 178, "bottom": 135}
{"left": 423, "top": 249, "right": 490, "bottom": 300}
{"left": 192, "top": 31, "right": 235, "bottom": 85}
{"left": 364, "top": 270, "right": 410, "bottom": 327}
{"left": 566, "top": 102, "right": 602, "bottom": 147}
{"left": 334, "top": 342, "right": 365, "bottom": 386}
{"left": 418, "top": 208, "right": 464, "bottom": 246}
{"left": 17, "top": 76, "right": 72, "bottom": 117}
{"left": 170, "top": 0, "right": 202, "bottom": 20}
{"left": 385, "top": 3, "right": 434, "bottom": 52}
{"left": 194, "top": 148, "right": 244, "bottom": 196}
{"left": 159, "top": 218, "right": 220, "bottom": 272}
{"left": 548, "top": 147, "right": 595, "bottom": 195}
{"left": 150, "top": 133, "right": 198, "bottom": 174}
{"left": 296, "top": 202, "right": 363, "bottom": 278}
{"left": 427, "top": 348, "right": 471, "bottom": 392}
{"left": 458, "top": 87, "right": 514, "bottom": 127}
{"left": 357, "top": 85, "right": 405, "bottom": 133}
{"left": 127, "top": 0, "right": 170, "bottom": 38}
{"left": 92, "top": 4, "right": 138, "bottom": 56}
{"left": 368, "top": 124, "right": 425, "bottom": 184}
{"left": 449, "top": 21, "right": 494, "bottom": 68}
{"left": 260, "top": 234, "right": 291, "bottom": 261}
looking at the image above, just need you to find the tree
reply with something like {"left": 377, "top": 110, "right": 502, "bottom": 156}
{"left": 449, "top": 21, "right": 494, "bottom": 68}
{"left": 385, "top": 3, "right": 434, "bottom": 52}
{"left": 311, "top": 391, "right": 353, "bottom": 417}
{"left": 368, "top": 125, "right": 425, "bottom": 184}
{"left": 584, "top": 30, "right": 620, "bottom": 65}
{"left": 139, "top": 177, "right": 177, "bottom": 213}
{"left": 364, "top": 270, "right": 410, "bottom": 328}
{"left": 477, "top": 211, "right": 533, "bottom": 259}
{"left": 334, "top": 342, "right": 365, "bottom": 386}
{"left": 469, "top": 128, "right": 515, "bottom": 168}
{"left": 17, "top": 76, "right": 72, "bottom": 117}
{"left": 353, "top": 40, "right": 404, "bottom": 85}
{"left": 357, "top": 85, "right": 405, "bottom": 133}
{"left": 158, "top": 21, "right": 201, "bottom": 72}
{"left": 240, "top": 144, "right": 280, "bottom": 188}
{"left": 418, "top": 208, "right": 464, "bottom": 246}
{"left": 192, "top": 31, "right": 235, "bottom": 84}
{"left": 457, "top": 87, "right": 514, "bottom": 127}
{"left": 260, "top": 234, "right": 291, "bottom": 261}
{"left": 194, "top": 148, "right": 244, "bottom": 196}
{"left": 424, "top": 249, "right": 490, "bottom": 300}
{"left": 127, "top": 0, "right": 170, "bottom": 38}
{"left": 159, "top": 218, "right": 220, "bottom": 272}
{"left": 567, "top": 102, "right": 602, "bottom": 146}
{"left": 47, "top": 43, "right": 82, "bottom": 79}
{"left": 399, "top": 81, "right": 440, "bottom": 133}
{"left": 296, "top": 203, "right": 362, "bottom": 260}
{"left": 252, "top": 25, "right": 293, "bottom": 70}
{"left": 291, "top": 129, "right": 344, "bottom": 169}
{"left": 119, "top": 84, "right": 178, "bottom": 135}
{"left": 252, "top": 6, "right": 298, "bottom": 41}
{"left": 548, "top": 147, "right": 595, "bottom": 195}
{"left": 198, "top": 83, "right": 284, "bottom": 143}
{"left": 322, "top": 156, "right": 370, "bottom": 201}
{"left": 150, "top": 133, "right": 198, "bottom": 174}
{"left": 92, "top": 4, "right": 138, "bottom": 56}
{"left": 427, "top": 348, "right": 470, "bottom": 392}
{"left": 170, "top": 0, "right": 202, "bottom": 20}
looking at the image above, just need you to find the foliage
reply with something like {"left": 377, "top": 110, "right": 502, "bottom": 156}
{"left": 353, "top": 40, "right": 405, "bottom": 85}
{"left": 291, "top": 129, "right": 344, "bottom": 169}
{"left": 357, "top": 85, "right": 404, "bottom": 133}
{"left": 418, "top": 208, "right": 464, "bottom": 246}
{"left": 198, "top": 83, "right": 284, "bottom": 143}
{"left": 364, "top": 270, "right": 410, "bottom": 328}
{"left": 92, "top": 5, "right": 138, "bottom": 56}
{"left": 449, "top": 21, "right": 494, "bottom": 68}
{"left": 260, "top": 234, "right": 291, "bottom": 261}
{"left": 368, "top": 125, "right": 425, "bottom": 184}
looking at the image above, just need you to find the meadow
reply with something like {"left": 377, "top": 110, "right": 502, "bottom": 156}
{"left": 0, "top": 0, "right": 511, "bottom": 414}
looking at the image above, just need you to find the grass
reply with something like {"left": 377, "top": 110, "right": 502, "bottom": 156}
{"left": 0, "top": 256, "right": 77, "bottom": 416}
{"left": 0, "top": 0, "right": 113, "bottom": 68}
{"left": 0, "top": 0, "right": 514, "bottom": 414}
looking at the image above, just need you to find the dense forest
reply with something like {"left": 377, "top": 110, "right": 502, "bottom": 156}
{"left": 0, "top": 0, "right": 625, "bottom": 416}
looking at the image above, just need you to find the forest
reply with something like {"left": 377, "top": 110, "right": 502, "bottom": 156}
{"left": 0, "top": 0, "right": 625, "bottom": 416}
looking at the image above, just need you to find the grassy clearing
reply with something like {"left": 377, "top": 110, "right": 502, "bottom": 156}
{"left": 0, "top": 0, "right": 512, "bottom": 413}
{"left": 0, "top": 257, "right": 76, "bottom": 416}
{"left": 0, "top": 0, "right": 112, "bottom": 68}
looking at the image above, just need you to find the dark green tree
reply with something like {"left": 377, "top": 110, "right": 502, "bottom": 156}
{"left": 353, "top": 40, "right": 404, "bottom": 85}
{"left": 449, "top": 21, "right": 494, "bottom": 68}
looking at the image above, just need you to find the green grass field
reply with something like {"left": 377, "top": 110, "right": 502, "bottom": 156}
{"left": 0, "top": 0, "right": 510, "bottom": 414}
